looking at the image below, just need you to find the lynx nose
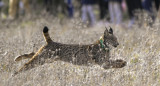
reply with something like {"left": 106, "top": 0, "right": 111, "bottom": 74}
{"left": 117, "top": 43, "right": 119, "bottom": 46}
{"left": 114, "top": 43, "right": 119, "bottom": 47}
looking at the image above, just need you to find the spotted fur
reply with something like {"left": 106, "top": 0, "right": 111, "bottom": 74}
{"left": 13, "top": 26, "right": 126, "bottom": 76}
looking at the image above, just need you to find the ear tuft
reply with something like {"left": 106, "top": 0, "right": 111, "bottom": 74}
{"left": 105, "top": 26, "right": 108, "bottom": 30}
{"left": 104, "top": 27, "right": 108, "bottom": 32}
{"left": 43, "top": 26, "right": 49, "bottom": 33}
{"left": 109, "top": 26, "right": 113, "bottom": 34}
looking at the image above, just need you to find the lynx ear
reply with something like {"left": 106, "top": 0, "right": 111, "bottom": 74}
{"left": 104, "top": 27, "right": 109, "bottom": 35}
{"left": 109, "top": 26, "right": 113, "bottom": 34}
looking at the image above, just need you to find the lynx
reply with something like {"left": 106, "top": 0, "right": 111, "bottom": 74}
{"left": 13, "top": 26, "right": 126, "bottom": 76}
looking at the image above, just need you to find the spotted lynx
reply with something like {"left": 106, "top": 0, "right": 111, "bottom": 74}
{"left": 14, "top": 26, "right": 126, "bottom": 76}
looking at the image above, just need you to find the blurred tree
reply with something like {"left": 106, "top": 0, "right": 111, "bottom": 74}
{"left": 8, "top": 0, "right": 30, "bottom": 19}
{"left": 44, "top": 0, "right": 52, "bottom": 13}
{"left": 154, "top": 0, "right": 160, "bottom": 11}
{"left": 158, "top": 9, "right": 160, "bottom": 19}
{"left": 43, "top": 0, "right": 67, "bottom": 16}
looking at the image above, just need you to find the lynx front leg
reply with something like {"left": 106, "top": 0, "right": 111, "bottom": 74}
{"left": 102, "top": 59, "right": 127, "bottom": 69}
{"left": 110, "top": 59, "right": 127, "bottom": 68}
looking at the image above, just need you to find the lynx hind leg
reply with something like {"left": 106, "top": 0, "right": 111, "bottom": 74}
{"left": 14, "top": 52, "right": 35, "bottom": 62}
{"left": 102, "top": 59, "right": 127, "bottom": 69}
{"left": 13, "top": 46, "right": 45, "bottom": 76}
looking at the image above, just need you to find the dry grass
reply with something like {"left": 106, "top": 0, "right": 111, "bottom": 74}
{"left": 0, "top": 15, "right": 160, "bottom": 86}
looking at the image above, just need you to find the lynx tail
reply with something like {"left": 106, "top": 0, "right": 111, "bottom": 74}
{"left": 43, "top": 26, "right": 53, "bottom": 43}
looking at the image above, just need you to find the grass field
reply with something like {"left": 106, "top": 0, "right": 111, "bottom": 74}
{"left": 0, "top": 15, "right": 160, "bottom": 86}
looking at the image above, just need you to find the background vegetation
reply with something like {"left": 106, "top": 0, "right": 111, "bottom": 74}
{"left": 0, "top": 0, "right": 160, "bottom": 86}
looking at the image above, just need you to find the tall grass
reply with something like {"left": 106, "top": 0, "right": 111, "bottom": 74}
{"left": 0, "top": 14, "right": 160, "bottom": 86}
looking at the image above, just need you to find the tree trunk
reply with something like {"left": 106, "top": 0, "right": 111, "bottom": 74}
{"left": 9, "top": 0, "right": 19, "bottom": 19}
{"left": 22, "top": 0, "right": 30, "bottom": 14}
{"left": 157, "top": 8, "right": 160, "bottom": 19}
{"left": 9, "top": 0, "right": 30, "bottom": 19}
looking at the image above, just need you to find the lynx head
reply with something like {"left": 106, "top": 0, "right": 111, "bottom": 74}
{"left": 103, "top": 27, "right": 119, "bottom": 47}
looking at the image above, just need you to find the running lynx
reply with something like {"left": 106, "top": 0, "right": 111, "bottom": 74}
{"left": 14, "top": 26, "right": 126, "bottom": 76}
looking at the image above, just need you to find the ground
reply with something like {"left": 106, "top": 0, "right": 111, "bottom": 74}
{"left": 0, "top": 15, "right": 160, "bottom": 86}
